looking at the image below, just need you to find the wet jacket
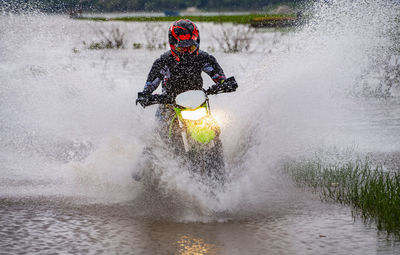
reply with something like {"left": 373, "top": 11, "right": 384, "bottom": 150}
{"left": 143, "top": 50, "right": 226, "bottom": 97}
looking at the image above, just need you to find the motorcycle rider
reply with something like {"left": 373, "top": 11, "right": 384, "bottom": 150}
{"left": 136, "top": 19, "right": 228, "bottom": 138}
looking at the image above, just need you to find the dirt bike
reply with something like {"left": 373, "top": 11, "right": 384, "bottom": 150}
{"left": 136, "top": 77, "right": 238, "bottom": 185}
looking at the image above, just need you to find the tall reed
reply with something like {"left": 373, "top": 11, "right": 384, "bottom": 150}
{"left": 284, "top": 159, "right": 400, "bottom": 236}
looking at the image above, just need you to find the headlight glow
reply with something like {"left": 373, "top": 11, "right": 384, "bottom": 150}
{"left": 181, "top": 107, "right": 207, "bottom": 120}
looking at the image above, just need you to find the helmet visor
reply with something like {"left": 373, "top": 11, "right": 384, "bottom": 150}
{"left": 176, "top": 44, "right": 197, "bottom": 54}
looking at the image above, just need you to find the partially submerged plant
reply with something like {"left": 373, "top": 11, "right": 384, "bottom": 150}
{"left": 354, "top": 15, "right": 400, "bottom": 98}
{"left": 133, "top": 43, "right": 143, "bottom": 49}
{"left": 284, "top": 158, "right": 400, "bottom": 236}
{"left": 84, "top": 27, "right": 126, "bottom": 50}
{"left": 214, "top": 25, "right": 254, "bottom": 53}
{"left": 144, "top": 23, "right": 168, "bottom": 50}
{"left": 380, "top": 56, "right": 400, "bottom": 95}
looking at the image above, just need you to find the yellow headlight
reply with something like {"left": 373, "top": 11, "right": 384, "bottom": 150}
{"left": 181, "top": 107, "right": 207, "bottom": 120}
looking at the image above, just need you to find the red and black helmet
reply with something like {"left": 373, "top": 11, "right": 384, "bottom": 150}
{"left": 168, "top": 19, "right": 200, "bottom": 61}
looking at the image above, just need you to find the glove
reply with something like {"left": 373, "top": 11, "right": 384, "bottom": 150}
{"left": 206, "top": 76, "right": 238, "bottom": 95}
{"left": 225, "top": 76, "right": 238, "bottom": 92}
{"left": 136, "top": 91, "right": 151, "bottom": 108}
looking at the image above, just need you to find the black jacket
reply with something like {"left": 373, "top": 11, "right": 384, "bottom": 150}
{"left": 143, "top": 50, "right": 226, "bottom": 97}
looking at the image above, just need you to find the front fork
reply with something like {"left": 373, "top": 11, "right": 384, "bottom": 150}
{"left": 168, "top": 111, "right": 190, "bottom": 153}
{"left": 178, "top": 118, "right": 190, "bottom": 152}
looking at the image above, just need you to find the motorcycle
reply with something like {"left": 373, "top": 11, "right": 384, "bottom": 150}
{"left": 136, "top": 77, "right": 238, "bottom": 185}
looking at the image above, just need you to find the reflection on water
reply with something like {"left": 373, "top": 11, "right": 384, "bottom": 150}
{"left": 176, "top": 235, "right": 217, "bottom": 255}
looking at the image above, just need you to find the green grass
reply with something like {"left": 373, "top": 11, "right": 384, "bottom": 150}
{"left": 77, "top": 14, "right": 298, "bottom": 26}
{"left": 284, "top": 159, "right": 400, "bottom": 236}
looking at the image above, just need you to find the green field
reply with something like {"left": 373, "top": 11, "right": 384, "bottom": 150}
{"left": 77, "top": 14, "right": 299, "bottom": 27}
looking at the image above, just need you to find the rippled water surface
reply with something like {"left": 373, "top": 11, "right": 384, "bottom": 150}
{"left": 1, "top": 196, "right": 399, "bottom": 255}
{"left": 1, "top": 0, "right": 400, "bottom": 254}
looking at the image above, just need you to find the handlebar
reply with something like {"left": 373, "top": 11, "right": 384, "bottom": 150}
{"left": 136, "top": 93, "right": 173, "bottom": 108}
{"left": 136, "top": 76, "right": 238, "bottom": 108}
{"left": 205, "top": 76, "right": 238, "bottom": 95}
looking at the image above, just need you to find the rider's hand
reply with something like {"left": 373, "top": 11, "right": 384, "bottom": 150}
{"left": 206, "top": 76, "right": 237, "bottom": 95}
{"left": 136, "top": 91, "right": 150, "bottom": 108}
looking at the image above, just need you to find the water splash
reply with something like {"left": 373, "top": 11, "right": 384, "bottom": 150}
{"left": 0, "top": 0, "right": 399, "bottom": 221}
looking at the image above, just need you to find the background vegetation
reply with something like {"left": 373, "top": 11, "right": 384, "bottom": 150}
{"left": 1, "top": 0, "right": 306, "bottom": 13}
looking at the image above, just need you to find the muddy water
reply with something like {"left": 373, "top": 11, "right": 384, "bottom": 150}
{"left": 1, "top": 1, "right": 400, "bottom": 254}
{"left": 1, "top": 196, "right": 398, "bottom": 255}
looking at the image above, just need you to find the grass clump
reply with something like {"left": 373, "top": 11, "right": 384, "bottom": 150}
{"left": 284, "top": 159, "right": 400, "bottom": 236}
{"left": 84, "top": 27, "right": 126, "bottom": 50}
{"left": 133, "top": 43, "right": 143, "bottom": 49}
{"left": 214, "top": 26, "right": 254, "bottom": 53}
{"left": 143, "top": 23, "right": 168, "bottom": 50}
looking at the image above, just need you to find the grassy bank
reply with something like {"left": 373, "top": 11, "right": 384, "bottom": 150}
{"left": 77, "top": 14, "right": 299, "bottom": 27}
{"left": 284, "top": 159, "right": 400, "bottom": 236}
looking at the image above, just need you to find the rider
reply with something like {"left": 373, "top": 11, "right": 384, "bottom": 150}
{"left": 137, "top": 19, "right": 228, "bottom": 136}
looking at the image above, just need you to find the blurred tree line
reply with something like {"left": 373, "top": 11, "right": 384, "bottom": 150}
{"left": 1, "top": 0, "right": 305, "bottom": 12}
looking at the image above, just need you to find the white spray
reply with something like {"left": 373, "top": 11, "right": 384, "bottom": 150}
{"left": 0, "top": 0, "right": 399, "bottom": 220}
